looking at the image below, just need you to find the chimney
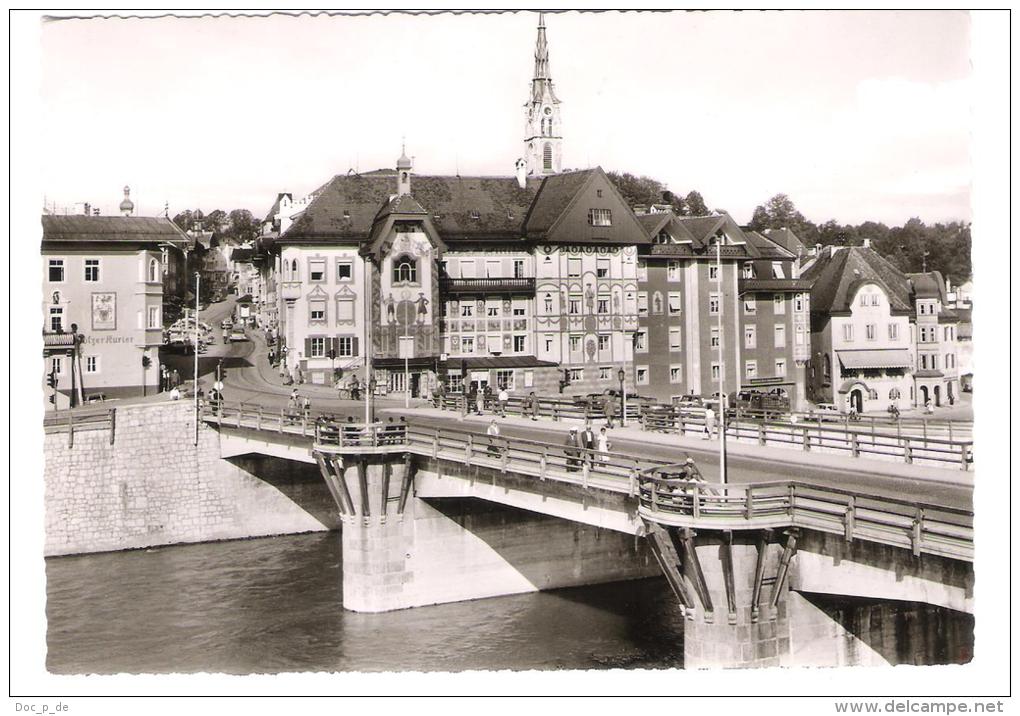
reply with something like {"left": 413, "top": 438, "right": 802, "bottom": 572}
{"left": 863, "top": 238, "right": 871, "bottom": 249}
{"left": 515, "top": 158, "right": 527, "bottom": 189}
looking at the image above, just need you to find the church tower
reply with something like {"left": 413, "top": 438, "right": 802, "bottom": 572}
{"left": 523, "top": 13, "right": 562, "bottom": 176}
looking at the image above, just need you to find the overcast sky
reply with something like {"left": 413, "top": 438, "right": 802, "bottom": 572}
{"left": 40, "top": 10, "right": 971, "bottom": 226}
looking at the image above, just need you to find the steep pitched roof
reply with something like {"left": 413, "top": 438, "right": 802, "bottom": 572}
{"left": 906, "top": 271, "right": 947, "bottom": 301}
{"left": 522, "top": 169, "right": 594, "bottom": 236}
{"left": 801, "top": 246, "right": 913, "bottom": 314}
{"left": 41, "top": 215, "right": 192, "bottom": 246}
{"left": 763, "top": 227, "right": 806, "bottom": 255}
{"left": 230, "top": 248, "right": 255, "bottom": 263}
{"left": 743, "top": 230, "right": 796, "bottom": 259}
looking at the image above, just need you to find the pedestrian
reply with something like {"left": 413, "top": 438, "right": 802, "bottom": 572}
{"left": 302, "top": 395, "right": 311, "bottom": 419}
{"left": 602, "top": 392, "right": 615, "bottom": 428}
{"left": 171, "top": 368, "right": 180, "bottom": 389}
{"left": 268, "top": 349, "right": 275, "bottom": 365}
{"left": 435, "top": 381, "right": 446, "bottom": 409}
{"left": 524, "top": 391, "right": 539, "bottom": 421}
{"left": 704, "top": 406, "right": 716, "bottom": 440}
{"left": 564, "top": 427, "right": 581, "bottom": 472}
{"left": 287, "top": 389, "right": 300, "bottom": 422}
{"left": 169, "top": 385, "right": 181, "bottom": 401}
{"left": 925, "top": 399, "right": 934, "bottom": 415}
{"left": 486, "top": 419, "right": 501, "bottom": 457}
{"left": 160, "top": 365, "right": 168, "bottom": 392}
{"left": 596, "top": 426, "right": 612, "bottom": 464}
{"left": 498, "top": 385, "right": 509, "bottom": 417}
{"left": 295, "top": 365, "right": 304, "bottom": 385}
{"left": 483, "top": 384, "right": 493, "bottom": 412}
{"left": 580, "top": 421, "right": 597, "bottom": 467}
{"left": 475, "top": 385, "right": 485, "bottom": 415}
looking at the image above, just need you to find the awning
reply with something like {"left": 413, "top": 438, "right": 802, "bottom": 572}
{"left": 439, "top": 356, "right": 559, "bottom": 371}
{"left": 836, "top": 349, "right": 912, "bottom": 370}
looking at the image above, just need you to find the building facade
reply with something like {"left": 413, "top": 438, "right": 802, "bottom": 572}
{"left": 41, "top": 207, "right": 190, "bottom": 407}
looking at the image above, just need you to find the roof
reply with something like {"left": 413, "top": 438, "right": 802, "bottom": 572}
{"left": 836, "top": 349, "right": 913, "bottom": 370}
{"left": 41, "top": 215, "right": 192, "bottom": 246}
{"left": 739, "top": 278, "right": 813, "bottom": 293}
{"left": 522, "top": 170, "right": 594, "bottom": 236}
{"left": 230, "top": 248, "right": 255, "bottom": 263}
{"left": 801, "top": 246, "right": 913, "bottom": 314}
{"left": 763, "top": 228, "right": 806, "bottom": 255}
{"left": 438, "top": 356, "right": 559, "bottom": 370}
{"left": 743, "top": 230, "right": 796, "bottom": 259}
{"left": 282, "top": 171, "right": 544, "bottom": 242}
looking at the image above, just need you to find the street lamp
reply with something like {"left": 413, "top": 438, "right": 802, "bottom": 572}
{"left": 712, "top": 236, "right": 727, "bottom": 486}
{"left": 194, "top": 271, "right": 201, "bottom": 446}
{"left": 617, "top": 367, "right": 627, "bottom": 428}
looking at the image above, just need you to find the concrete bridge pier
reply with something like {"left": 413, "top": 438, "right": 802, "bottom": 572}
{"left": 315, "top": 450, "right": 659, "bottom": 613}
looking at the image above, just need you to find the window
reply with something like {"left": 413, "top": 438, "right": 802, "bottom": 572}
{"left": 486, "top": 260, "right": 501, "bottom": 278}
{"left": 795, "top": 324, "right": 805, "bottom": 345}
{"left": 568, "top": 294, "right": 581, "bottom": 315}
{"left": 512, "top": 304, "right": 526, "bottom": 317}
{"left": 667, "top": 261, "right": 681, "bottom": 282}
{"left": 860, "top": 293, "right": 868, "bottom": 307}
{"left": 337, "top": 336, "right": 354, "bottom": 357}
{"left": 669, "top": 328, "right": 682, "bottom": 351}
{"left": 337, "top": 262, "right": 353, "bottom": 281}
{"left": 309, "top": 337, "right": 326, "bottom": 358}
{"left": 745, "top": 360, "right": 757, "bottom": 379}
{"left": 843, "top": 324, "right": 853, "bottom": 342}
{"left": 670, "top": 365, "right": 683, "bottom": 384}
{"left": 394, "top": 256, "right": 417, "bottom": 283}
{"left": 309, "top": 259, "right": 326, "bottom": 283}
{"left": 865, "top": 323, "right": 876, "bottom": 341}
{"left": 513, "top": 335, "right": 526, "bottom": 352}
{"left": 469, "top": 210, "right": 481, "bottom": 221}
{"left": 771, "top": 262, "right": 785, "bottom": 279}
{"left": 596, "top": 258, "right": 610, "bottom": 278}
{"left": 513, "top": 259, "right": 525, "bottom": 279}
{"left": 85, "top": 355, "right": 99, "bottom": 374}
{"left": 744, "top": 326, "right": 756, "bottom": 349}
{"left": 774, "top": 324, "right": 786, "bottom": 348}
{"left": 743, "top": 298, "right": 756, "bottom": 315}
{"left": 48, "top": 259, "right": 64, "bottom": 283}
{"left": 51, "top": 356, "right": 64, "bottom": 376}
{"left": 636, "top": 367, "right": 648, "bottom": 385}
{"left": 710, "top": 362, "right": 721, "bottom": 381}
{"left": 871, "top": 294, "right": 880, "bottom": 306}
{"left": 599, "top": 367, "right": 611, "bottom": 380}
{"left": 709, "top": 293, "right": 720, "bottom": 315}
{"left": 868, "top": 388, "right": 879, "bottom": 401}
{"left": 544, "top": 294, "right": 553, "bottom": 313}
{"left": 794, "top": 293, "right": 805, "bottom": 312}
{"left": 543, "top": 143, "right": 552, "bottom": 171}
{"left": 709, "top": 265, "right": 719, "bottom": 281}
{"left": 84, "top": 259, "right": 100, "bottom": 282}
{"left": 569, "top": 335, "right": 582, "bottom": 353}
{"left": 460, "top": 260, "right": 476, "bottom": 279}
{"left": 568, "top": 367, "right": 584, "bottom": 382}
{"left": 773, "top": 294, "right": 785, "bottom": 314}
{"left": 147, "top": 305, "right": 160, "bottom": 329}
{"left": 495, "top": 369, "right": 515, "bottom": 390}
{"left": 148, "top": 258, "right": 160, "bottom": 283}
{"left": 309, "top": 300, "right": 326, "bottom": 322}
{"left": 462, "top": 336, "right": 475, "bottom": 354}
{"left": 487, "top": 305, "right": 499, "bottom": 318}
{"left": 588, "top": 208, "right": 612, "bottom": 227}
{"left": 888, "top": 323, "right": 899, "bottom": 340}
{"left": 637, "top": 259, "right": 648, "bottom": 281}
{"left": 635, "top": 331, "right": 647, "bottom": 352}
{"left": 597, "top": 334, "right": 610, "bottom": 352}
{"left": 710, "top": 326, "right": 721, "bottom": 348}
{"left": 637, "top": 292, "right": 648, "bottom": 316}
{"left": 544, "top": 335, "right": 554, "bottom": 352}
{"left": 889, "top": 388, "right": 901, "bottom": 400}
{"left": 336, "top": 297, "right": 357, "bottom": 324}
{"left": 461, "top": 304, "right": 474, "bottom": 318}
{"left": 654, "top": 230, "right": 670, "bottom": 245}
{"left": 597, "top": 293, "right": 610, "bottom": 314}
{"left": 775, "top": 359, "right": 786, "bottom": 377}
{"left": 667, "top": 292, "right": 682, "bottom": 316}
{"left": 742, "top": 262, "right": 755, "bottom": 279}
{"left": 567, "top": 257, "right": 582, "bottom": 277}
{"left": 49, "top": 306, "right": 63, "bottom": 332}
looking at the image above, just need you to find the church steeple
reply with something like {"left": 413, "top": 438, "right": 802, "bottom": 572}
{"left": 522, "top": 12, "right": 562, "bottom": 176}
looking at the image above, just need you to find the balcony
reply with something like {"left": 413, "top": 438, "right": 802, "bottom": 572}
{"left": 439, "top": 277, "right": 536, "bottom": 295}
{"left": 281, "top": 281, "right": 303, "bottom": 301}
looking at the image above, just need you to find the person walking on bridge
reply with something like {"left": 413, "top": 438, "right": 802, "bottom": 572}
{"left": 486, "top": 419, "right": 502, "bottom": 457}
{"left": 580, "top": 421, "right": 597, "bottom": 468}
{"left": 498, "top": 385, "right": 509, "bottom": 417}
{"left": 564, "top": 427, "right": 581, "bottom": 472}
{"left": 524, "top": 391, "right": 539, "bottom": 421}
{"left": 596, "top": 426, "right": 612, "bottom": 464}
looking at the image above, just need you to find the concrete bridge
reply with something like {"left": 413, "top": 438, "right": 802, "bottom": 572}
{"left": 202, "top": 402, "right": 974, "bottom": 668}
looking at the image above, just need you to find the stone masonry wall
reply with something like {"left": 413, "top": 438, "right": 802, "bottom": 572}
{"left": 44, "top": 401, "right": 337, "bottom": 556}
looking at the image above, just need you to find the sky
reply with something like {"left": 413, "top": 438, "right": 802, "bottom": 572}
{"left": 40, "top": 10, "right": 972, "bottom": 226}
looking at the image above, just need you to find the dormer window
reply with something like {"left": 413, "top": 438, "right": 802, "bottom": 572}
{"left": 742, "top": 262, "right": 755, "bottom": 279}
{"left": 393, "top": 255, "right": 418, "bottom": 284}
{"left": 655, "top": 230, "right": 670, "bottom": 245}
{"left": 588, "top": 208, "right": 612, "bottom": 227}
{"left": 470, "top": 210, "right": 481, "bottom": 220}
{"left": 342, "top": 210, "right": 351, "bottom": 219}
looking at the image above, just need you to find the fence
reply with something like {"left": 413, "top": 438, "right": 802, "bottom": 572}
{"left": 205, "top": 402, "right": 408, "bottom": 449}
{"left": 436, "top": 393, "right": 644, "bottom": 423}
{"left": 43, "top": 407, "right": 117, "bottom": 447}
{"left": 641, "top": 406, "right": 973, "bottom": 471}
{"left": 637, "top": 466, "right": 973, "bottom": 562}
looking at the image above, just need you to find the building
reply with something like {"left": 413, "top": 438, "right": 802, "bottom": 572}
{"left": 41, "top": 192, "right": 191, "bottom": 407}
{"left": 905, "top": 271, "right": 961, "bottom": 406}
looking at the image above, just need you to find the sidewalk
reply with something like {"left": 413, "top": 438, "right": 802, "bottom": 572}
{"left": 395, "top": 406, "right": 974, "bottom": 487}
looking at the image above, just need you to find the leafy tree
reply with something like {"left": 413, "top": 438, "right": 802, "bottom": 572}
{"left": 684, "top": 191, "right": 710, "bottom": 216}
{"left": 748, "top": 194, "right": 818, "bottom": 242}
{"left": 226, "top": 209, "right": 260, "bottom": 243}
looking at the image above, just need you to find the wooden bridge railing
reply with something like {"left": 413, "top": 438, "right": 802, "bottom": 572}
{"left": 43, "top": 407, "right": 117, "bottom": 447}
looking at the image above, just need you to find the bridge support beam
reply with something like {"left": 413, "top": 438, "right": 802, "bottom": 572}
{"left": 316, "top": 451, "right": 659, "bottom": 613}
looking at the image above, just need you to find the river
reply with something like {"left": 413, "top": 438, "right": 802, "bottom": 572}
{"left": 46, "top": 532, "right": 686, "bottom": 674}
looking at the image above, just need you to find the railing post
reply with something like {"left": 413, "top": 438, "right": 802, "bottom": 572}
{"left": 787, "top": 483, "right": 795, "bottom": 518}
{"left": 960, "top": 443, "right": 970, "bottom": 471}
{"left": 256, "top": 406, "right": 263, "bottom": 431}
{"left": 68, "top": 412, "right": 74, "bottom": 448}
{"left": 923, "top": 418, "right": 928, "bottom": 449}
{"left": 540, "top": 447, "right": 548, "bottom": 480}
{"left": 501, "top": 438, "right": 509, "bottom": 473}
{"left": 552, "top": 405, "right": 559, "bottom": 422}
{"left": 650, "top": 481, "right": 658, "bottom": 512}
{"left": 802, "top": 427, "right": 810, "bottom": 451}
{"left": 629, "top": 465, "right": 638, "bottom": 497}
{"left": 581, "top": 457, "right": 589, "bottom": 489}
{"left": 432, "top": 432, "right": 439, "bottom": 459}
{"left": 109, "top": 408, "right": 116, "bottom": 445}
{"left": 850, "top": 432, "right": 859, "bottom": 458}
{"left": 301, "top": 414, "right": 308, "bottom": 437}
{"left": 278, "top": 409, "right": 285, "bottom": 433}
{"left": 758, "top": 423, "right": 766, "bottom": 446}
{"left": 844, "top": 495, "right": 855, "bottom": 542}
{"left": 948, "top": 420, "right": 953, "bottom": 443}
{"left": 903, "top": 438, "right": 913, "bottom": 465}
{"left": 678, "top": 410, "right": 685, "bottom": 436}
{"left": 745, "top": 485, "right": 753, "bottom": 520}
{"left": 692, "top": 484, "right": 700, "bottom": 519}
{"left": 465, "top": 434, "right": 473, "bottom": 464}
{"left": 911, "top": 507, "right": 924, "bottom": 557}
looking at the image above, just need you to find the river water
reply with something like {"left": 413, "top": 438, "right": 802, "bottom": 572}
{"left": 46, "top": 532, "right": 686, "bottom": 674}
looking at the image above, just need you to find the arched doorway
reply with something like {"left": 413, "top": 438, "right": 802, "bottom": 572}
{"left": 849, "top": 389, "right": 864, "bottom": 414}
{"left": 919, "top": 385, "right": 929, "bottom": 405}
{"left": 933, "top": 384, "right": 941, "bottom": 407}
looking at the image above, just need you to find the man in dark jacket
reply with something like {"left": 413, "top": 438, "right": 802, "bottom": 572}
{"left": 564, "top": 427, "right": 582, "bottom": 472}
{"left": 580, "top": 421, "right": 597, "bottom": 467}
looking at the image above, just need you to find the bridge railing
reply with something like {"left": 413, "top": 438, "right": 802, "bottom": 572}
{"left": 641, "top": 406, "right": 973, "bottom": 471}
{"left": 206, "top": 402, "right": 410, "bottom": 449}
{"left": 636, "top": 467, "right": 973, "bottom": 562}
{"left": 43, "top": 406, "right": 118, "bottom": 447}
{"left": 436, "top": 393, "right": 643, "bottom": 422}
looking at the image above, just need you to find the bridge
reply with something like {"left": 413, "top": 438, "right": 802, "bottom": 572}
{"left": 194, "top": 400, "right": 974, "bottom": 668}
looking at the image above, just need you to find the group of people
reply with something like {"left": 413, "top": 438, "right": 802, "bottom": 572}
{"left": 286, "top": 388, "right": 312, "bottom": 421}
{"left": 562, "top": 422, "right": 613, "bottom": 472}
{"left": 462, "top": 383, "right": 513, "bottom": 417}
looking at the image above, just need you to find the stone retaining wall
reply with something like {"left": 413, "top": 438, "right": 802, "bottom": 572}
{"left": 44, "top": 401, "right": 337, "bottom": 556}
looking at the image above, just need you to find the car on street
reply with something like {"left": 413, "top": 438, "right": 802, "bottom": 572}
{"left": 220, "top": 319, "right": 233, "bottom": 330}
{"left": 228, "top": 328, "right": 248, "bottom": 342}
{"left": 809, "top": 403, "right": 843, "bottom": 421}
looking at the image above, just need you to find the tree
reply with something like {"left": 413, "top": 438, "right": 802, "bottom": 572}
{"left": 747, "top": 194, "right": 818, "bottom": 243}
{"left": 684, "top": 191, "right": 710, "bottom": 216}
{"left": 226, "top": 209, "right": 260, "bottom": 243}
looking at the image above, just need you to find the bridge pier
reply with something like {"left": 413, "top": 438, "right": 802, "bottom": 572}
{"left": 316, "top": 449, "right": 659, "bottom": 613}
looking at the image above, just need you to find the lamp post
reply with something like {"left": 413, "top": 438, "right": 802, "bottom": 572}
{"left": 194, "top": 271, "right": 201, "bottom": 446}
{"left": 713, "top": 237, "right": 727, "bottom": 486}
{"left": 618, "top": 367, "right": 627, "bottom": 428}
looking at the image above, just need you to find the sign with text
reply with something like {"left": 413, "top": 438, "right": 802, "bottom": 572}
{"left": 398, "top": 336, "right": 415, "bottom": 359}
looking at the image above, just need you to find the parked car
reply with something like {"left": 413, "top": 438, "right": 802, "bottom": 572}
{"left": 674, "top": 394, "right": 704, "bottom": 409}
{"left": 809, "top": 403, "right": 843, "bottom": 422}
{"left": 228, "top": 328, "right": 248, "bottom": 342}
